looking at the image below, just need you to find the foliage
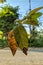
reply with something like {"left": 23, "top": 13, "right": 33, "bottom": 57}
{"left": 0, "top": 31, "right": 3, "bottom": 35}
{"left": 16, "top": 7, "right": 43, "bottom": 27}
{"left": 28, "top": 31, "right": 43, "bottom": 47}
{"left": 23, "top": 12, "right": 42, "bottom": 26}
{"left": 23, "top": 7, "right": 43, "bottom": 44}
{"left": 29, "top": 37, "right": 43, "bottom": 47}
{"left": 0, "top": 5, "right": 19, "bottom": 35}
{"left": 29, "top": 6, "right": 43, "bottom": 16}
{"left": 31, "top": 12, "right": 42, "bottom": 19}
{"left": 0, "top": 39, "right": 8, "bottom": 48}
{"left": 13, "top": 25, "right": 28, "bottom": 55}
{"left": 0, "top": 34, "right": 8, "bottom": 48}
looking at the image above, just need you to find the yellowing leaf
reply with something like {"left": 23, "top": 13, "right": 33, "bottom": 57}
{"left": 8, "top": 30, "right": 18, "bottom": 56}
{"left": 29, "top": 7, "right": 43, "bottom": 16}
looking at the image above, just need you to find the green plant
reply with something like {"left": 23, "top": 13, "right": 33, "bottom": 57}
{"left": 0, "top": 5, "right": 19, "bottom": 35}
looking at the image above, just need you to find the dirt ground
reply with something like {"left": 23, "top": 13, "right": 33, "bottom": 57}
{"left": 0, "top": 47, "right": 43, "bottom": 65}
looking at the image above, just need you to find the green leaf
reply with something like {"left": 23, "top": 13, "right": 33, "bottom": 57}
{"left": 14, "top": 25, "right": 28, "bottom": 50}
{"left": 15, "top": 20, "right": 23, "bottom": 24}
{"left": 23, "top": 18, "right": 39, "bottom": 26}
{"left": 31, "top": 12, "right": 42, "bottom": 19}
{"left": 29, "top": 6, "right": 43, "bottom": 16}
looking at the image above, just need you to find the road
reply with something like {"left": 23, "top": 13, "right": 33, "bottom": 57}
{"left": 0, "top": 48, "right": 43, "bottom": 65}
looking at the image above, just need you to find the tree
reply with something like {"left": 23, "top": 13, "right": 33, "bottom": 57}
{"left": 0, "top": 5, "right": 19, "bottom": 35}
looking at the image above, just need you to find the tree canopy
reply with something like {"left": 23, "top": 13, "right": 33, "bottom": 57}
{"left": 0, "top": 5, "right": 19, "bottom": 35}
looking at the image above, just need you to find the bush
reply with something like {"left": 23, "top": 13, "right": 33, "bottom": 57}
{"left": 0, "top": 39, "right": 8, "bottom": 48}
{"left": 28, "top": 36, "right": 43, "bottom": 47}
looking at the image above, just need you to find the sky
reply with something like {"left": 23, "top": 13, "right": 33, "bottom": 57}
{"left": 0, "top": 0, "right": 43, "bottom": 33}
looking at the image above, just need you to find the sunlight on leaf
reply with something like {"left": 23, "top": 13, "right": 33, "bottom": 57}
{"left": 29, "top": 6, "right": 43, "bottom": 16}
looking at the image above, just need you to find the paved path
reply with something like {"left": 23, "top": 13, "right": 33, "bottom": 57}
{"left": 0, "top": 48, "right": 43, "bottom": 65}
